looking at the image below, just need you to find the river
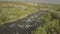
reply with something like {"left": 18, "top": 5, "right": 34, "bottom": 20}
{"left": 0, "top": 10, "right": 47, "bottom": 34}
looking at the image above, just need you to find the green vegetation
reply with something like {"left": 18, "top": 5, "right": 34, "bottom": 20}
{"left": 0, "top": 1, "right": 60, "bottom": 34}
{"left": 0, "top": 2, "right": 40, "bottom": 25}
{"left": 32, "top": 7, "right": 60, "bottom": 34}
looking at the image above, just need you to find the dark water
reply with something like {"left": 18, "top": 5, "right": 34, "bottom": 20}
{"left": 0, "top": 0, "right": 60, "bottom": 4}
{"left": 0, "top": 10, "right": 47, "bottom": 34}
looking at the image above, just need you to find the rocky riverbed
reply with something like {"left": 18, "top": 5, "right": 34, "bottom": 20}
{"left": 0, "top": 10, "right": 47, "bottom": 34}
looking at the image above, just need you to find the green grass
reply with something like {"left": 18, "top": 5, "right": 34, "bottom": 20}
{"left": 32, "top": 9, "right": 60, "bottom": 34}
{"left": 0, "top": 2, "right": 40, "bottom": 25}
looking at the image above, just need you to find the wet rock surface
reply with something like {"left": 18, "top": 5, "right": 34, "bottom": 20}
{"left": 0, "top": 10, "right": 47, "bottom": 34}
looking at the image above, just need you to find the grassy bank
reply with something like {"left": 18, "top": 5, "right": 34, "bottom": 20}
{"left": 32, "top": 6, "right": 60, "bottom": 34}
{"left": 0, "top": 2, "right": 40, "bottom": 25}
